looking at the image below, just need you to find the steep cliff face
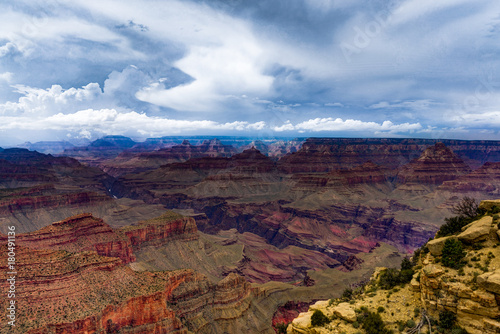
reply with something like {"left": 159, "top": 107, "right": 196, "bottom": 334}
{"left": 0, "top": 188, "right": 112, "bottom": 216}
{"left": 0, "top": 212, "right": 199, "bottom": 265}
{"left": 397, "top": 143, "right": 471, "bottom": 184}
{"left": 0, "top": 213, "right": 136, "bottom": 263}
{"left": 120, "top": 211, "right": 198, "bottom": 249}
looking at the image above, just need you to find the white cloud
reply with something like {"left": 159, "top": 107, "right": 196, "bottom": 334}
{"left": 274, "top": 118, "right": 422, "bottom": 133}
{"left": 0, "top": 83, "right": 104, "bottom": 115}
{"left": 0, "top": 108, "right": 268, "bottom": 138}
{"left": 449, "top": 111, "right": 500, "bottom": 126}
{"left": 325, "top": 102, "right": 344, "bottom": 107}
{"left": 0, "top": 72, "right": 12, "bottom": 82}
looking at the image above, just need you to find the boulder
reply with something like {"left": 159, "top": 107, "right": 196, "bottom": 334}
{"left": 478, "top": 270, "right": 500, "bottom": 295}
{"left": 483, "top": 318, "right": 500, "bottom": 333}
{"left": 331, "top": 302, "right": 356, "bottom": 323}
{"left": 479, "top": 200, "right": 500, "bottom": 212}
{"left": 291, "top": 311, "right": 312, "bottom": 330}
{"left": 458, "top": 298, "right": 500, "bottom": 318}
{"left": 458, "top": 216, "right": 493, "bottom": 243}
{"left": 423, "top": 264, "right": 444, "bottom": 278}
{"left": 427, "top": 236, "right": 457, "bottom": 256}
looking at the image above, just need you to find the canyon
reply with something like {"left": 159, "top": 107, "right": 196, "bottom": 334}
{"left": 2, "top": 137, "right": 500, "bottom": 333}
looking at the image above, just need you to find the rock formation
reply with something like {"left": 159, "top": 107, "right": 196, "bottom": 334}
{"left": 397, "top": 143, "right": 471, "bottom": 184}
{"left": 99, "top": 138, "right": 238, "bottom": 177}
{"left": 287, "top": 199, "right": 500, "bottom": 334}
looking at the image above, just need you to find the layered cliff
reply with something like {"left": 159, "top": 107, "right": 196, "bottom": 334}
{"left": 0, "top": 213, "right": 265, "bottom": 334}
{"left": 99, "top": 138, "right": 238, "bottom": 177}
{"left": 0, "top": 213, "right": 135, "bottom": 263}
{"left": 397, "top": 143, "right": 471, "bottom": 184}
{"left": 438, "top": 162, "right": 500, "bottom": 194}
{"left": 0, "top": 186, "right": 112, "bottom": 216}
{"left": 120, "top": 211, "right": 198, "bottom": 249}
{"left": 277, "top": 138, "right": 500, "bottom": 173}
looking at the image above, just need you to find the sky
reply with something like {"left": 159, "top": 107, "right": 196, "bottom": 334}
{"left": 1, "top": 0, "right": 500, "bottom": 145}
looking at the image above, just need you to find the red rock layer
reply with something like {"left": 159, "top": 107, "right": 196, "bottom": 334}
{"left": 168, "top": 147, "right": 275, "bottom": 173}
{"left": 277, "top": 138, "right": 500, "bottom": 173}
{"left": 0, "top": 213, "right": 135, "bottom": 263}
{"left": 120, "top": 212, "right": 198, "bottom": 250}
{"left": 0, "top": 191, "right": 112, "bottom": 215}
{"left": 277, "top": 138, "right": 428, "bottom": 173}
{"left": 438, "top": 162, "right": 500, "bottom": 193}
{"left": 272, "top": 301, "right": 311, "bottom": 331}
{"left": 100, "top": 139, "right": 238, "bottom": 177}
{"left": 397, "top": 142, "right": 471, "bottom": 184}
{"left": 0, "top": 241, "right": 255, "bottom": 333}
{"left": 292, "top": 161, "right": 389, "bottom": 191}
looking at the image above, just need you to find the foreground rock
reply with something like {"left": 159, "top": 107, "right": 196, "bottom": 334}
{"left": 287, "top": 200, "right": 500, "bottom": 334}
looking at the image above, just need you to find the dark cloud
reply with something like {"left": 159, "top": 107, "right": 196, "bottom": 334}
{"left": 1, "top": 0, "right": 500, "bottom": 143}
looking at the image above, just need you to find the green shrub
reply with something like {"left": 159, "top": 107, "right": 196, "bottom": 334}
{"left": 436, "top": 216, "right": 472, "bottom": 238}
{"left": 361, "top": 311, "right": 392, "bottom": 334}
{"left": 311, "top": 310, "right": 329, "bottom": 327}
{"left": 439, "top": 310, "right": 456, "bottom": 329}
{"left": 379, "top": 268, "right": 400, "bottom": 289}
{"left": 377, "top": 306, "right": 385, "bottom": 313}
{"left": 401, "top": 257, "right": 412, "bottom": 270}
{"left": 342, "top": 287, "right": 353, "bottom": 301}
{"left": 442, "top": 239, "right": 466, "bottom": 269}
{"left": 397, "top": 321, "right": 406, "bottom": 332}
{"left": 414, "top": 308, "right": 420, "bottom": 318}
{"left": 352, "top": 321, "right": 360, "bottom": 329}
{"left": 275, "top": 322, "right": 289, "bottom": 334}
{"left": 406, "top": 319, "right": 416, "bottom": 328}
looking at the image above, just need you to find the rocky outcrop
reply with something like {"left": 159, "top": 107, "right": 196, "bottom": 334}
{"left": 0, "top": 220, "right": 260, "bottom": 334}
{"left": 0, "top": 190, "right": 112, "bottom": 216}
{"left": 0, "top": 213, "right": 136, "bottom": 263}
{"left": 457, "top": 216, "right": 496, "bottom": 244}
{"left": 397, "top": 143, "right": 471, "bottom": 184}
{"left": 120, "top": 211, "right": 198, "bottom": 249}
{"left": 99, "top": 138, "right": 238, "bottom": 177}
{"left": 416, "top": 205, "right": 500, "bottom": 334}
{"left": 427, "top": 236, "right": 457, "bottom": 256}
{"left": 287, "top": 200, "right": 500, "bottom": 334}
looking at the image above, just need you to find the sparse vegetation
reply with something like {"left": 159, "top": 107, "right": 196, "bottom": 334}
{"left": 439, "top": 310, "right": 456, "bottom": 329}
{"left": 311, "top": 310, "right": 329, "bottom": 327}
{"left": 342, "top": 287, "right": 353, "bottom": 301}
{"left": 357, "top": 309, "right": 392, "bottom": 334}
{"left": 450, "top": 196, "right": 480, "bottom": 218}
{"left": 275, "top": 322, "right": 289, "bottom": 334}
{"left": 436, "top": 216, "right": 472, "bottom": 238}
{"left": 378, "top": 258, "right": 414, "bottom": 289}
{"left": 441, "top": 239, "right": 466, "bottom": 269}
